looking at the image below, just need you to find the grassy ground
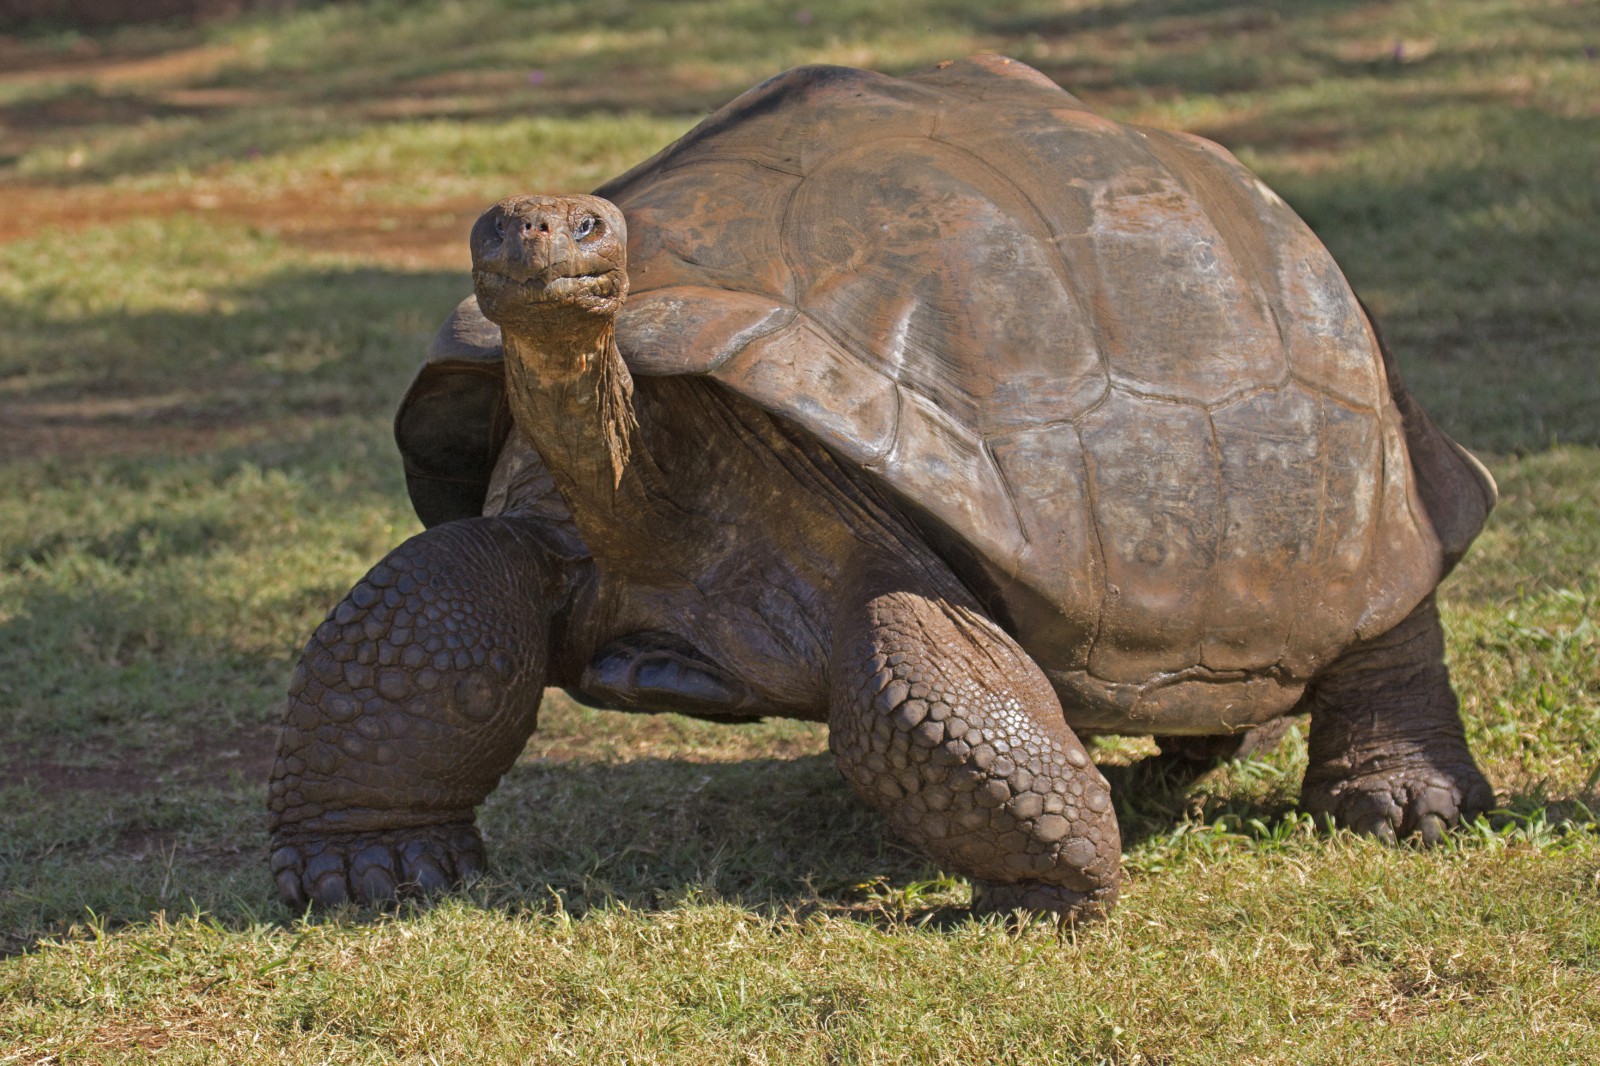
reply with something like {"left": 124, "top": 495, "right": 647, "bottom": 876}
{"left": 1, "top": 0, "right": 1598, "bottom": 1061}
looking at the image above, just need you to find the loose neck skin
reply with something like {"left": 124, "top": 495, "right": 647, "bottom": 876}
{"left": 500, "top": 310, "right": 665, "bottom": 551}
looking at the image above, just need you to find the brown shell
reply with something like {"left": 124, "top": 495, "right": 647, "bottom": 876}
{"left": 401, "top": 56, "right": 1494, "bottom": 731}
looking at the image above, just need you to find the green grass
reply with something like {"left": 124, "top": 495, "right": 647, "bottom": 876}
{"left": 3, "top": 0, "right": 1599, "bottom": 1061}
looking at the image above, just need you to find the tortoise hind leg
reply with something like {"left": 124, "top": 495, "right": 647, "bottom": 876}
{"left": 1301, "top": 593, "right": 1494, "bottom": 842}
{"left": 828, "top": 561, "right": 1122, "bottom": 922}
{"left": 268, "top": 516, "right": 565, "bottom": 907}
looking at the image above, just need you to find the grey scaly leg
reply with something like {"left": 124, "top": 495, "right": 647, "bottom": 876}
{"left": 268, "top": 517, "right": 564, "bottom": 906}
{"left": 829, "top": 568, "right": 1121, "bottom": 921}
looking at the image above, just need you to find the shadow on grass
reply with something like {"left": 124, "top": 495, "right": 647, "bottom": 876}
{"left": 1207, "top": 98, "right": 1600, "bottom": 453}
{"left": 0, "top": 746, "right": 928, "bottom": 955}
{"left": 0, "top": 726, "right": 1231, "bottom": 954}
{"left": 5, "top": 719, "right": 1596, "bottom": 956}
{"left": 0, "top": 0, "right": 1524, "bottom": 180}
{"left": 480, "top": 750, "right": 940, "bottom": 916}
{"left": 981, "top": 0, "right": 1347, "bottom": 37}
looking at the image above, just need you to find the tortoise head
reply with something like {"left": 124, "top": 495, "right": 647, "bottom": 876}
{"left": 470, "top": 194, "right": 628, "bottom": 330}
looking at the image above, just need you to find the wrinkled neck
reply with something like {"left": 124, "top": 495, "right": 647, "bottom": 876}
{"left": 501, "top": 316, "right": 655, "bottom": 543}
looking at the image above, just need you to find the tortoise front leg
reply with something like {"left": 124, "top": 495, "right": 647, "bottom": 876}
{"left": 268, "top": 516, "right": 566, "bottom": 907}
{"left": 828, "top": 564, "right": 1122, "bottom": 922}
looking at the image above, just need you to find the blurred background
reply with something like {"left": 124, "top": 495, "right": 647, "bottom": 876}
{"left": 3, "top": 0, "right": 1596, "bottom": 450}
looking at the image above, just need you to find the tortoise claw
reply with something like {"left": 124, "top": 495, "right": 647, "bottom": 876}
{"left": 271, "top": 845, "right": 309, "bottom": 908}
{"left": 400, "top": 838, "right": 453, "bottom": 896}
{"left": 270, "top": 822, "right": 486, "bottom": 909}
{"left": 1351, "top": 811, "right": 1398, "bottom": 844}
{"left": 351, "top": 844, "right": 401, "bottom": 904}
{"left": 1305, "top": 766, "right": 1492, "bottom": 846}
{"left": 1416, "top": 812, "right": 1448, "bottom": 847}
{"left": 304, "top": 849, "right": 351, "bottom": 907}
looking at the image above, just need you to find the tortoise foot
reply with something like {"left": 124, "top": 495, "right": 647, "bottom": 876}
{"left": 970, "top": 880, "right": 1116, "bottom": 924}
{"left": 1304, "top": 764, "right": 1494, "bottom": 844}
{"left": 1303, "top": 595, "right": 1494, "bottom": 846}
{"left": 271, "top": 821, "right": 486, "bottom": 909}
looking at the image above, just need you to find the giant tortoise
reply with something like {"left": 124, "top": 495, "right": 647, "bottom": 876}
{"left": 267, "top": 56, "right": 1497, "bottom": 920}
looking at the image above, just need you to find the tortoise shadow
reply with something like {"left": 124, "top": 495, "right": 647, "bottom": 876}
{"left": 440, "top": 721, "right": 1319, "bottom": 922}
{"left": 5, "top": 720, "right": 1593, "bottom": 956}
{"left": 387, "top": 730, "right": 1593, "bottom": 930}
{"left": 475, "top": 749, "right": 944, "bottom": 919}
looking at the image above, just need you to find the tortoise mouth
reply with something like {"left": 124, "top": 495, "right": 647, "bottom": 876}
{"left": 473, "top": 264, "right": 623, "bottom": 304}
{"left": 472, "top": 264, "right": 626, "bottom": 322}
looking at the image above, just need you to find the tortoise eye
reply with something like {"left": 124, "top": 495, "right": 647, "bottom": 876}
{"left": 573, "top": 216, "right": 598, "bottom": 240}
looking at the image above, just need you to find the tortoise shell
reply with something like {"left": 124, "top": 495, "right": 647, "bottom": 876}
{"left": 398, "top": 56, "right": 1493, "bottom": 732}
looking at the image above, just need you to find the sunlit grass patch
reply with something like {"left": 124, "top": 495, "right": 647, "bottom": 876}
{"left": 4, "top": 832, "right": 1598, "bottom": 1061}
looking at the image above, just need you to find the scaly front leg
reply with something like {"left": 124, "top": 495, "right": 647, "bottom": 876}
{"left": 828, "top": 562, "right": 1122, "bottom": 921}
{"left": 268, "top": 516, "right": 567, "bottom": 906}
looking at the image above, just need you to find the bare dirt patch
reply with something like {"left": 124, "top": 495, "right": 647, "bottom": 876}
{"left": 0, "top": 182, "right": 481, "bottom": 266}
{"left": 0, "top": 386, "right": 281, "bottom": 460}
{"left": 0, "top": 40, "right": 241, "bottom": 88}
{"left": 1, "top": 720, "right": 278, "bottom": 800}
{"left": 0, "top": 409, "right": 275, "bottom": 461}
{"left": 172, "top": 720, "right": 281, "bottom": 793}
{"left": 1, "top": 752, "right": 156, "bottom": 797}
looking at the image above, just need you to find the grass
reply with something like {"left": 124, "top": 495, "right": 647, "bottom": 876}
{"left": 1, "top": 0, "right": 1598, "bottom": 1060}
